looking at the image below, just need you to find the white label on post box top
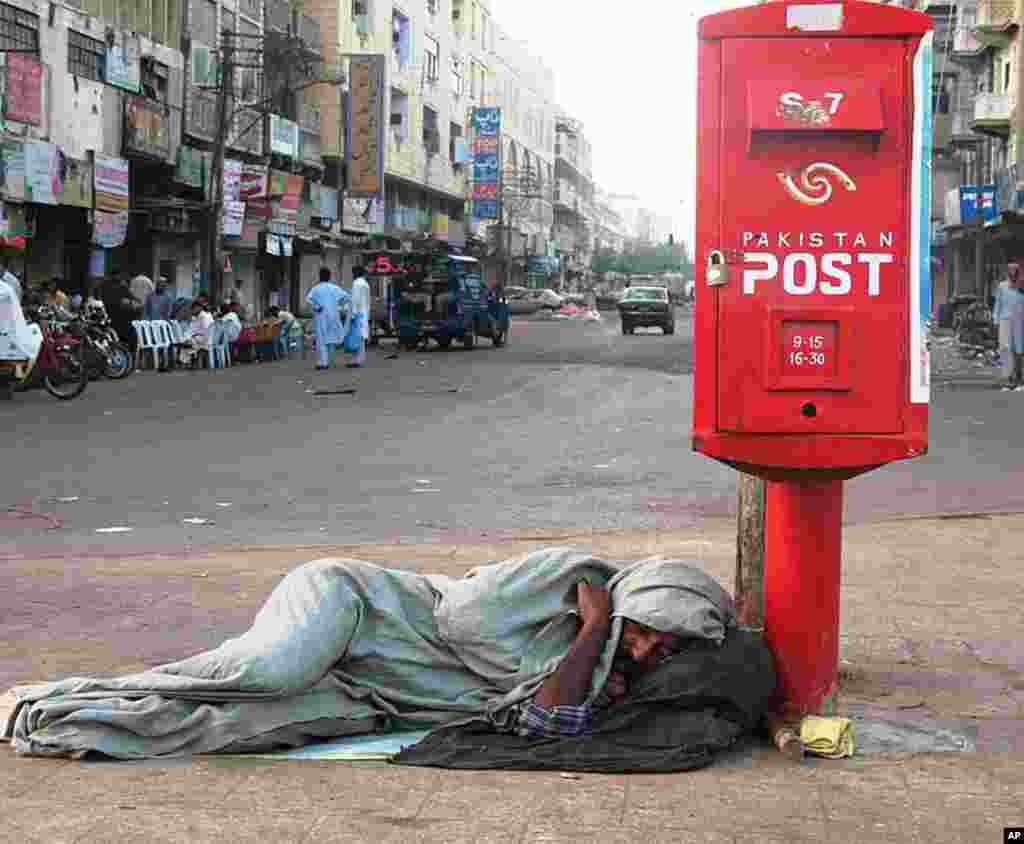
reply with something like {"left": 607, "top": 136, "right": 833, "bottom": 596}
{"left": 786, "top": 4, "right": 843, "bottom": 32}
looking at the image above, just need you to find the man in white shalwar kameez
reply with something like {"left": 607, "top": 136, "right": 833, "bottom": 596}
{"left": 347, "top": 265, "right": 371, "bottom": 368}
{"left": 994, "top": 261, "right": 1024, "bottom": 390}
{"left": 306, "top": 267, "right": 350, "bottom": 370}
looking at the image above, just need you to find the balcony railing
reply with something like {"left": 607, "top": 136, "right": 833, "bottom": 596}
{"left": 298, "top": 105, "right": 321, "bottom": 134}
{"left": 124, "top": 95, "right": 172, "bottom": 161}
{"left": 973, "top": 91, "right": 1011, "bottom": 134}
{"left": 553, "top": 225, "right": 575, "bottom": 251}
{"left": 975, "top": 0, "right": 1018, "bottom": 45}
{"left": 954, "top": 20, "right": 983, "bottom": 53}
{"left": 977, "top": 0, "right": 1017, "bottom": 28}
{"left": 229, "top": 106, "right": 264, "bottom": 154}
{"left": 995, "top": 164, "right": 1024, "bottom": 212}
{"left": 185, "top": 89, "right": 217, "bottom": 142}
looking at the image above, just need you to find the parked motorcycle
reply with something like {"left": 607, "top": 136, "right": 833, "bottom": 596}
{"left": 7, "top": 305, "right": 89, "bottom": 400}
{"left": 80, "top": 313, "right": 133, "bottom": 379}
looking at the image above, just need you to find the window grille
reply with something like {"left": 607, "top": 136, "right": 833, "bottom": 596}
{"left": 0, "top": 3, "right": 38, "bottom": 57}
{"left": 68, "top": 29, "right": 105, "bottom": 81}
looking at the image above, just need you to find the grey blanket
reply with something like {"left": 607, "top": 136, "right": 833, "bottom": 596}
{"left": 5, "top": 547, "right": 736, "bottom": 759}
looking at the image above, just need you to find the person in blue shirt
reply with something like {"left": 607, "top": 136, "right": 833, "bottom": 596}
{"left": 306, "top": 266, "right": 350, "bottom": 370}
{"left": 144, "top": 277, "right": 175, "bottom": 322}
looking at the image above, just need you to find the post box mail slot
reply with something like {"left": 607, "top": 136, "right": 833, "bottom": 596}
{"left": 693, "top": 0, "right": 931, "bottom": 476}
{"left": 748, "top": 79, "right": 885, "bottom": 140}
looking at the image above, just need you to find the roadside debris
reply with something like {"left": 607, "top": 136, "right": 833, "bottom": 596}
{"left": 314, "top": 388, "right": 357, "bottom": 396}
{"left": 182, "top": 517, "right": 214, "bottom": 526}
{"left": 95, "top": 526, "right": 133, "bottom": 534}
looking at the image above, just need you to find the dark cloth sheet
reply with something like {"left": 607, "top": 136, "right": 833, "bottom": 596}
{"left": 392, "top": 627, "right": 775, "bottom": 773}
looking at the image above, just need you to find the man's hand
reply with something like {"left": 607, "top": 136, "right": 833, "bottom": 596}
{"left": 533, "top": 581, "right": 611, "bottom": 711}
{"left": 605, "top": 671, "right": 628, "bottom": 703}
{"left": 576, "top": 581, "right": 610, "bottom": 632}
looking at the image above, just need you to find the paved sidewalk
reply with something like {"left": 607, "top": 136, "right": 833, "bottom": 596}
{"left": 3, "top": 515, "right": 1023, "bottom": 843}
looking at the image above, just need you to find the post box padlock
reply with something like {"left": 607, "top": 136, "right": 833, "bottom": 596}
{"left": 706, "top": 250, "right": 729, "bottom": 287}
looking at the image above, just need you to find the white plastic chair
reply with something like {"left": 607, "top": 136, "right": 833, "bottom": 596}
{"left": 165, "top": 320, "right": 185, "bottom": 367}
{"left": 151, "top": 321, "right": 173, "bottom": 370}
{"left": 209, "top": 320, "right": 231, "bottom": 369}
{"left": 132, "top": 320, "right": 159, "bottom": 371}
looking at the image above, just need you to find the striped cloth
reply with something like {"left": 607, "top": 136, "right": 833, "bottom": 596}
{"left": 516, "top": 701, "right": 593, "bottom": 739}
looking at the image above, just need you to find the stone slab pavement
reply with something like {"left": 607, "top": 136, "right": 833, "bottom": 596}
{"left": 3, "top": 515, "right": 1024, "bottom": 843}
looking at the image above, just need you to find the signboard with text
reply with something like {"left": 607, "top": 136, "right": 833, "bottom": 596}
{"left": 470, "top": 108, "right": 501, "bottom": 220}
{"left": 345, "top": 54, "right": 385, "bottom": 198}
{"left": 269, "top": 114, "right": 299, "bottom": 158}
{"left": 94, "top": 155, "right": 130, "bottom": 212}
{"left": 5, "top": 54, "right": 42, "bottom": 126}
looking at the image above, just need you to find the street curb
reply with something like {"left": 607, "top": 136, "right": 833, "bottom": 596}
{"left": 4, "top": 511, "right": 1024, "bottom": 562}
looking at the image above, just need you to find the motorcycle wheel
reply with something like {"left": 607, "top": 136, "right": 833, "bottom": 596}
{"left": 105, "top": 343, "right": 133, "bottom": 379}
{"left": 43, "top": 347, "right": 89, "bottom": 400}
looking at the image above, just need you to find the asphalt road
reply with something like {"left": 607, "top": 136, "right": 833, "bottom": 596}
{"left": 2, "top": 308, "right": 1021, "bottom": 557}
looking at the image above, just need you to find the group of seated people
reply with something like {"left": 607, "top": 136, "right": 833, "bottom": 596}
{"left": 174, "top": 297, "right": 299, "bottom": 368}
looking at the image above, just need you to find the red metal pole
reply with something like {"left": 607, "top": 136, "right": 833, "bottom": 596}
{"left": 763, "top": 477, "right": 844, "bottom": 718}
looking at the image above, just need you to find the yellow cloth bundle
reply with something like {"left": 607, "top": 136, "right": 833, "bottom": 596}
{"left": 800, "top": 715, "right": 855, "bottom": 759}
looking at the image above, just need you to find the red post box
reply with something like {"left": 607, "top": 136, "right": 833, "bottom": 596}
{"left": 693, "top": 1, "right": 933, "bottom": 717}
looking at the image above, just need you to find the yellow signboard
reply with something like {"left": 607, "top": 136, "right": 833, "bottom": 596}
{"left": 346, "top": 55, "right": 385, "bottom": 198}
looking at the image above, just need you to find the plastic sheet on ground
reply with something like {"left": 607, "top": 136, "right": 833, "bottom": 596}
{"left": 227, "top": 729, "right": 431, "bottom": 761}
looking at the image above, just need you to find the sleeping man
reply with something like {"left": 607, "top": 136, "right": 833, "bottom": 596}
{"left": 5, "top": 548, "right": 771, "bottom": 759}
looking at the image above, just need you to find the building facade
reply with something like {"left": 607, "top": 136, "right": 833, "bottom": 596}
{"left": 304, "top": 0, "right": 606, "bottom": 290}
{"left": 0, "top": 0, "right": 185, "bottom": 296}
{"left": 885, "top": 0, "right": 1021, "bottom": 314}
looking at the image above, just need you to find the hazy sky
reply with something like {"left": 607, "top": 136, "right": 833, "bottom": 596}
{"left": 494, "top": 0, "right": 750, "bottom": 247}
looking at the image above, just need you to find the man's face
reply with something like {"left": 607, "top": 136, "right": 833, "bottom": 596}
{"left": 617, "top": 621, "right": 681, "bottom": 677}
{"left": 1010, "top": 264, "right": 1021, "bottom": 286}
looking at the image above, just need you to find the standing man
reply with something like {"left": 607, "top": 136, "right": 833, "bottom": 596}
{"left": 348, "top": 264, "right": 371, "bottom": 368}
{"left": 994, "top": 260, "right": 1024, "bottom": 391}
{"left": 102, "top": 274, "right": 141, "bottom": 353}
{"left": 144, "top": 277, "right": 175, "bottom": 322}
{"left": 306, "top": 266, "right": 349, "bottom": 371}
{"left": 227, "top": 278, "right": 252, "bottom": 321}
{"left": 2, "top": 261, "right": 21, "bottom": 303}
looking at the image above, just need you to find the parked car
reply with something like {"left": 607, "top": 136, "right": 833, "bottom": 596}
{"left": 505, "top": 286, "right": 541, "bottom": 315}
{"left": 528, "top": 289, "right": 564, "bottom": 310}
{"left": 595, "top": 291, "right": 622, "bottom": 311}
{"left": 618, "top": 286, "right": 674, "bottom": 335}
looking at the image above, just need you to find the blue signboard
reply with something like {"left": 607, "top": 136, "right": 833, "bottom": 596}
{"left": 471, "top": 107, "right": 501, "bottom": 220}
{"left": 960, "top": 184, "right": 998, "bottom": 224}
{"left": 470, "top": 107, "right": 501, "bottom": 137}
{"left": 473, "top": 200, "right": 498, "bottom": 220}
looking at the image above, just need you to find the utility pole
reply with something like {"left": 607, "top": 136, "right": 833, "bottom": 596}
{"left": 499, "top": 134, "right": 510, "bottom": 290}
{"left": 206, "top": 28, "right": 234, "bottom": 305}
{"left": 735, "top": 473, "right": 766, "bottom": 630}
